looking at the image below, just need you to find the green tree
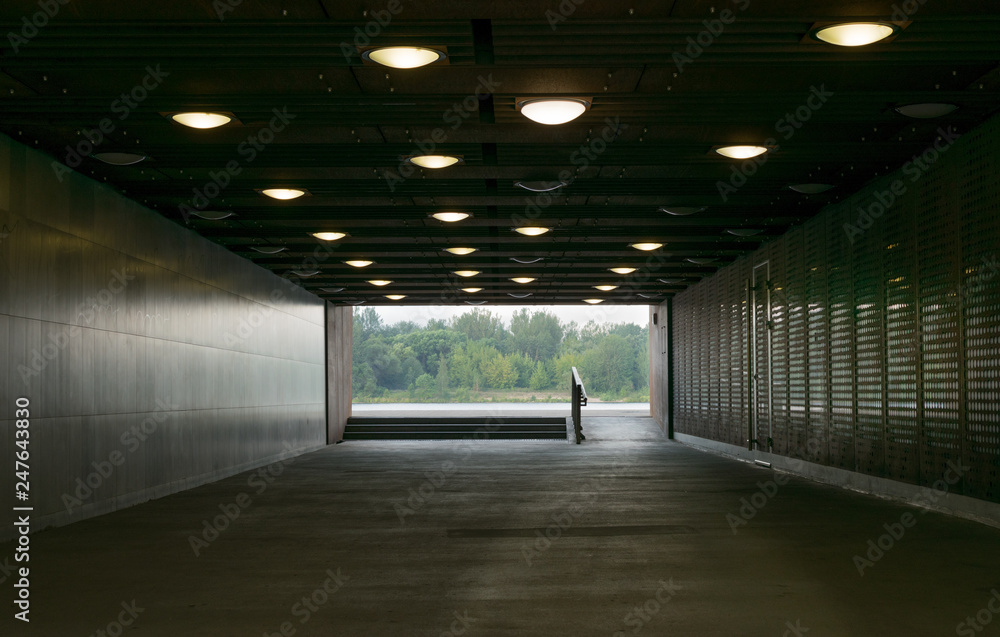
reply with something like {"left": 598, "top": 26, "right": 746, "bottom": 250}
{"left": 451, "top": 308, "right": 506, "bottom": 342}
{"left": 529, "top": 360, "right": 552, "bottom": 390}
{"left": 509, "top": 309, "right": 564, "bottom": 361}
{"left": 508, "top": 351, "right": 535, "bottom": 387}
{"left": 482, "top": 354, "right": 517, "bottom": 389}
{"left": 354, "top": 307, "right": 383, "bottom": 339}
{"left": 436, "top": 356, "right": 450, "bottom": 399}
{"left": 581, "top": 334, "right": 636, "bottom": 393}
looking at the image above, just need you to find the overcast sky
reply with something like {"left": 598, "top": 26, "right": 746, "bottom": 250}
{"left": 370, "top": 303, "right": 651, "bottom": 329}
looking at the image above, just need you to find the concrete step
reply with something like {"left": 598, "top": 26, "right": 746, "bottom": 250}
{"left": 342, "top": 416, "right": 569, "bottom": 440}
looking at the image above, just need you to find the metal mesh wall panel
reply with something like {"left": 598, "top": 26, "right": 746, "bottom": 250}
{"left": 671, "top": 114, "right": 1000, "bottom": 504}
{"left": 770, "top": 244, "right": 790, "bottom": 455}
{"left": 805, "top": 220, "right": 830, "bottom": 465}
{"left": 786, "top": 227, "right": 809, "bottom": 456}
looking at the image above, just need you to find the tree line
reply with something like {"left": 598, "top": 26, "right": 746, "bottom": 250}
{"left": 352, "top": 307, "right": 649, "bottom": 402}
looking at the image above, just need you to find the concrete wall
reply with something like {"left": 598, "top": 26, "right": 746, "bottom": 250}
{"left": 654, "top": 113, "right": 1000, "bottom": 511}
{"left": 327, "top": 303, "right": 353, "bottom": 442}
{"left": 0, "top": 133, "right": 328, "bottom": 538}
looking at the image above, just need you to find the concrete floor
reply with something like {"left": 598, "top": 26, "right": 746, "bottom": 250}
{"left": 6, "top": 413, "right": 1000, "bottom": 636}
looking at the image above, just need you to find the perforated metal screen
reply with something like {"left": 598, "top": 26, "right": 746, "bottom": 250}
{"left": 672, "top": 115, "right": 1000, "bottom": 503}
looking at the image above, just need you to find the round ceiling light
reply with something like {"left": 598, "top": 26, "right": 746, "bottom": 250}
{"left": 517, "top": 98, "right": 590, "bottom": 125}
{"left": 715, "top": 145, "right": 770, "bottom": 159}
{"left": 251, "top": 246, "right": 286, "bottom": 254}
{"left": 727, "top": 229, "right": 763, "bottom": 237}
{"left": 508, "top": 293, "right": 532, "bottom": 299}
{"left": 362, "top": 46, "right": 446, "bottom": 69}
{"left": 630, "top": 242, "right": 663, "bottom": 251}
{"left": 444, "top": 247, "right": 478, "bottom": 256}
{"left": 92, "top": 152, "right": 147, "bottom": 166}
{"left": 170, "top": 112, "right": 233, "bottom": 129}
{"left": 609, "top": 267, "right": 637, "bottom": 275}
{"left": 345, "top": 260, "right": 374, "bottom": 268}
{"left": 894, "top": 103, "right": 959, "bottom": 119}
{"left": 291, "top": 270, "right": 320, "bottom": 277}
{"left": 659, "top": 206, "right": 705, "bottom": 216}
{"left": 312, "top": 232, "right": 347, "bottom": 241}
{"left": 261, "top": 188, "right": 305, "bottom": 200}
{"left": 367, "top": 280, "right": 393, "bottom": 286}
{"left": 431, "top": 212, "right": 470, "bottom": 222}
{"left": 687, "top": 257, "right": 716, "bottom": 265}
{"left": 593, "top": 285, "right": 619, "bottom": 292}
{"left": 510, "top": 256, "right": 544, "bottom": 264}
{"left": 462, "top": 288, "right": 482, "bottom": 293}
{"left": 190, "top": 210, "right": 235, "bottom": 220}
{"left": 514, "top": 180, "right": 568, "bottom": 192}
{"left": 813, "top": 22, "right": 898, "bottom": 47}
{"left": 453, "top": 270, "right": 480, "bottom": 278}
{"left": 511, "top": 277, "right": 536, "bottom": 284}
{"left": 407, "top": 155, "right": 463, "bottom": 169}
{"left": 659, "top": 279, "right": 682, "bottom": 284}
{"left": 583, "top": 299, "right": 604, "bottom": 305}
{"left": 384, "top": 294, "right": 407, "bottom": 300}
{"left": 788, "top": 183, "right": 835, "bottom": 194}
{"left": 466, "top": 300, "right": 487, "bottom": 305}
{"left": 513, "top": 227, "right": 551, "bottom": 236}
{"left": 321, "top": 287, "right": 345, "bottom": 293}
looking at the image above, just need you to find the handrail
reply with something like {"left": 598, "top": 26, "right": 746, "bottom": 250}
{"left": 571, "top": 366, "right": 587, "bottom": 444}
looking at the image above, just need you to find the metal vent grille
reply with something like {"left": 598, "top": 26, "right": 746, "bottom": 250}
{"left": 671, "top": 114, "right": 1000, "bottom": 503}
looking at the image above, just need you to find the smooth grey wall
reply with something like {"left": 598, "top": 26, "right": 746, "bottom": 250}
{"left": 0, "top": 133, "right": 327, "bottom": 538}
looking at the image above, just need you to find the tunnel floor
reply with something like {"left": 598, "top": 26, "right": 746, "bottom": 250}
{"left": 10, "top": 413, "right": 1000, "bottom": 636}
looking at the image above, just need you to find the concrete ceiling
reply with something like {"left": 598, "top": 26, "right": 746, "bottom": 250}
{"left": 2, "top": 0, "right": 999, "bottom": 305}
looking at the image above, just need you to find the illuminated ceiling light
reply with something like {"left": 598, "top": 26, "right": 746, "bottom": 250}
{"left": 727, "top": 228, "right": 763, "bottom": 237}
{"left": 453, "top": 270, "right": 480, "bottom": 278}
{"left": 444, "top": 247, "right": 478, "bottom": 255}
{"left": 169, "top": 112, "right": 233, "bottom": 129}
{"left": 362, "top": 46, "right": 446, "bottom": 69}
{"left": 583, "top": 299, "right": 604, "bottom": 305}
{"left": 514, "top": 180, "right": 568, "bottom": 192}
{"left": 190, "top": 210, "right": 235, "bottom": 220}
{"left": 312, "top": 232, "right": 347, "bottom": 241}
{"left": 431, "top": 212, "right": 470, "bottom": 222}
{"left": 517, "top": 98, "right": 591, "bottom": 125}
{"left": 251, "top": 246, "right": 286, "bottom": 254}
{"left": 812, "top": 22, "right": 898, "bottom": 47}
{"left": 630, "top": 242, "right": 663, "bottom": 251}
{"left": 320, "top": 287, "right": 345, "bottom": 293}
{"left": 609, "top": 267, "right": 637, "bottom": 275}
{"left": 788, "top": 183, "right": 834, "bottom": 194}
{"left": 894, "top": 103, "right": 959, "bottom": 119}
{"left": 384, "top": 294, "right": 407, "bottom": 301}
{"left": 291, "top": 269, "right": 320, "bottom": 277}
{"left": 659, "top": 206, "right": 705, "bottom": 216}
{"left": 462, "top": 287, "right": 483, "bottom": 293}
{"left": 508, "top": 293, "right": 532, "bottom": 299}
{"left": 92, "top": 152, "right": 147, "bottom": 165}
{"left": 714, "top": 145, "right": 770, "bottom": 159}
{"left": 367, "top": 279, "right": 392, "bottom": 286}
{"left": 687, "top": 258, "right": 715, "bottom": 265}
{"left": 407, "top": 155, "right": 463, "bottom": 169}
{"left": 511, "top": 277, "right": 536, "bottom": 284}
{"left": 510, "top": 256, "right": 544, "bottom": 264}
{"left": 513, "top": 227, "right": 550, "bottom": 236}
{"left": 261, "top": 188, "right": 306, "bottom": 200}
{"left": 344, "top": 260, "right": 374, "bottom": 268}
{"left": 593, "top": 285, "right": 619, "bottom": 291}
